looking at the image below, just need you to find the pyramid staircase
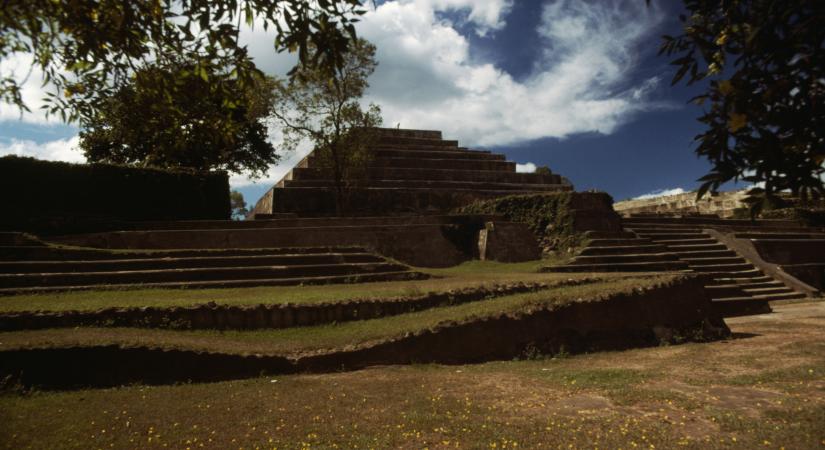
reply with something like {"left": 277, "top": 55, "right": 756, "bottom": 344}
{"left": 622, "top": 219, "right": 805, "bottom": 316}
{"left": 252, "top": 128, "right": 573, "bottom": 217}
{"left": 542, "top": 231, "right": 689, "bottom": 273}
{"left": 0, "top": 233, "right": 427, "bottom": 295}
{"left": 545, "top": 216, "right": 814, "bottom": 316}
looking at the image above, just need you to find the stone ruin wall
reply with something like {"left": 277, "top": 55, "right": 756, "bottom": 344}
{"left": 613, "top": 190, "right": 748, "bottom": 218}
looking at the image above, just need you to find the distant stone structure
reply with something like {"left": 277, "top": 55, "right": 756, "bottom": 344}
{"left": 251, "top": 128, "right": 573, "bottom": 217}
{"left": 613, "top": 190, "right": 748, "bottom": 218}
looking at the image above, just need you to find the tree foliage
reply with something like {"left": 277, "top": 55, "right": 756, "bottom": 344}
{"left": 1, "top": 0, "right": 365, "bottom": 123}
{"left": 78, "top": 54, "right": 278, "bottom": 175}
{"left": 230, "top": 190, "right": 249, "bottom": 219}
{"left": 270, "top": 38, "right": 382, "bottom": 214}
{"left": 661, "top": 0, "right": 825, "bottom": 210}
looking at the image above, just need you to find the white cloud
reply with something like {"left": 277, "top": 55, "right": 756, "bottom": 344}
{"left": 360, "top": 0, "right": 665, "bottom": 147}
{"left": 0, "top": 135, "right": 85, "bottom": 162}
{"left": 516, "top": 162, "right": 536, "bottom": 173}
{"left": 633, "top": 187, "right": 687, "bottom": 200}
{"left": 0, "top": 54, "right": 58, "bottom": 125}
{"left": 419, "top": 0, "right": 513, "bottom": 35}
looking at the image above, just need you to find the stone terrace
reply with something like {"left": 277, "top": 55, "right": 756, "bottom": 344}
{"left": 545, "top": 215, "right": 820, "bottom": 317}
{"left": 252, "top": 128, "right": 573, "bottom": 217}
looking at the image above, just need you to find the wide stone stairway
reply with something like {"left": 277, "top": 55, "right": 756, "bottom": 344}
{"left": 545, "top": 215, "right": 818, "bottom": 316}
{"left": 622, "top": 218, "right": 806, "bottom": 316}
{"left": 0, "top": 232, "right": 425, "bottom": 295}
{"left": 252, "top": 128, "right": 573, "bottom": 217}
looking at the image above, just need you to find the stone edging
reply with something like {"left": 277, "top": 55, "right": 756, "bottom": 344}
{"left": 0, "top": 279, "right": 600, "bottom": 332}
{"left": 0, "top": 274, "right": 730, "bottom": 389}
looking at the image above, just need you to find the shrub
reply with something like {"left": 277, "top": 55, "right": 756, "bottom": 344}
{"left": 0, "top": 156, "right": 230, "bottom": 232}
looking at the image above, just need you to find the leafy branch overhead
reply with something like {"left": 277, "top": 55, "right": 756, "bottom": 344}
{"left": 1, "top": 0, "right": 365, "bottom": 123}
{"left": 660, "top": 0, "right": 825, "bottom": 210}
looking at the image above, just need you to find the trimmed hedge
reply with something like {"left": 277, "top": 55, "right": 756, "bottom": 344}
{"left": 0, "top": 156, "right": 230, "bottom": 232}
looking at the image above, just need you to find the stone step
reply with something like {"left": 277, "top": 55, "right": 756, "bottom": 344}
{"left": 270, "top": 187, "right": 574, "bottom": 215}
{"left": 0, "top": 252, "right": 385, "bottom": 274}
{"left": 636, "top": 232, "right": 708, "bottom": 240}
{"left": 585, "top": 238, "right": 654, "bottom": 247}
{"left": 666, "top": 242, "right": 728, "bottom": 252}
{"left": 290, "top": 167, "right": 563, "bottom": 185}
{"left": 84, "top": 216, "right": 490, "bottom": 232}
{"left": 570, "top": 253, "right": 681, "bottom": 265}
{"left": 673, "top": 249, "right": 736, "bottom": 259}
{"left": 543, "top": 260, "right": 689, "bottom": 273}
{"left": 0, "top": 271, "right": 427, "bottom": 295}
{"left": 374, "top": 128, "right": 442, "bottom": 140}
{"left": 0, "top": 262, "right": 409, "bottom": 289}
{"left": 0, "top": 246, "right": 369, "bottom": 261}
{"left": 653, "top": 238, "right": 718, "bottom": 246}
{"left": 736, "top": 232, "right": 825, "bottom": 240}
{"left": 369, "top": 144, "right": 482, "bottom": 153}
{"left": 372, "top": 148, "right": 505, "bottom": 160}
{"left": 743, "top": 286, "right": 797, "bottom": 296}
{"left": 622, "top": 217, "right": 805, "bottom": 228}
{"left": 713, "top": 291, "right": 806, "bottom": 303}
{"left": 376, "top": 136, "right": 459, "bottom": 147}
{"left": 625, "top": 227, "right": 701, "bottom": 234}
{"left": 367, "top": 156, "right": 516, "bottom": 172}
{"left": 681, "top": 256, "right": 748, "bottom": 265}
{"left": 283, "top": 179, "right": 566, "bottom": 192}
{"left": 701, "top": 270, "right": 767, "bottom": 281}
{"left": 705, "top": 281, "right": 786, "bottom": 296}
{"left": 583, "top": 231, "right": 638, "bottom": 239}
{"left": 578, "top": 244, "right": 667, "bottom": 256}
{"left": 250, "top": 213, "right": 298, "bottom": 220}
{"left": 688, "top": 262, "right": 755, "bottom": 272}
{"left": 704, "top": 283, "right": 792, "bottom": 299}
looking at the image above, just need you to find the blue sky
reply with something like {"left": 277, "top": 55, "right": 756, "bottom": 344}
{"left": 0, "top": 0, "right": 724, "bottom": 205}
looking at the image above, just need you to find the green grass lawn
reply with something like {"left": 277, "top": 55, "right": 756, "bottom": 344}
{"left": 0, "top": 260, "right": 628, "bottom": 313}
{"left": 0, "top": 274, "right": 674, "bottom": 355}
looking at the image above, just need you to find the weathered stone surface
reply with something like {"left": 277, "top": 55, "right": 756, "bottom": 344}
{"left": 478, "top": 221, "right": 541, "bottom": 262}
{"left": 251, "top": 127, "right": 573, "bottom": 217}
{"left": 614, "top": 190, "right": 749, "bottom": 218}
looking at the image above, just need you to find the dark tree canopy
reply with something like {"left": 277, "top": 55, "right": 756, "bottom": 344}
{"left": 79, "top": 54, "right": 279, "bottom": 175}
{"left": 1, "top": 0, "right": 365, "bottom": 123}
{"left": 661, "top": 0, "right": 825, "bottom": 208}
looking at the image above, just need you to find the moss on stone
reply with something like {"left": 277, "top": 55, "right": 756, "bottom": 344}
{"left": 454, "top": 193, "right": 584, "bottom": 253}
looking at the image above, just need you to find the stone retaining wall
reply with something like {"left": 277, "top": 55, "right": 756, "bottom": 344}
{"left": 614, "top": 190, "right": 748, "bottom": 218}
{"left": 0, "top": 281, "right": 589, "bottom": 331}
{"left": 0, "top": 275, "right": 730, "bottom": 389}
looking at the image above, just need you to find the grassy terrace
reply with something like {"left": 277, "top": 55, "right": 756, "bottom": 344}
{"left": 2, "top": 260, "right": 589, "bottom": 313}
{"left": 2, "top": 302, "right": 823, "bottom": 449}
{"left": 0, "top": 273, "right": 675, "bottom": 355}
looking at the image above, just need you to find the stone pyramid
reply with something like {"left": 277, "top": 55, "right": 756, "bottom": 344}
{"left": 251, "top": 128, "right": 573, "bottom": 217}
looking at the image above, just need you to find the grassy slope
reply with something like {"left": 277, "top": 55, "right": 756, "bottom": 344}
{"left": 1, "top": 302, "right": 823, "bottom": 449}
{"left": 0, "top": 260, "right": 596, "bottom": 313}
{"left": 0, "top": 274, "right": 673, "bottom": 355}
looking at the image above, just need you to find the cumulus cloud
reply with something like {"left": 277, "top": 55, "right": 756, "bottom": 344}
{"left": 633, "top": 187, "right": 687, "bottom": 200}
{"left": 0, "top": 54, "right": 57, "bottom": 125}
{"left": 361, "top": 0, "right": 665, "bottom": 147}
{"left": 0, "top": 135, "right": 85, "bottom": 162}
{"left": 515, "top": 162, "right": 537, "bottom": 173}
